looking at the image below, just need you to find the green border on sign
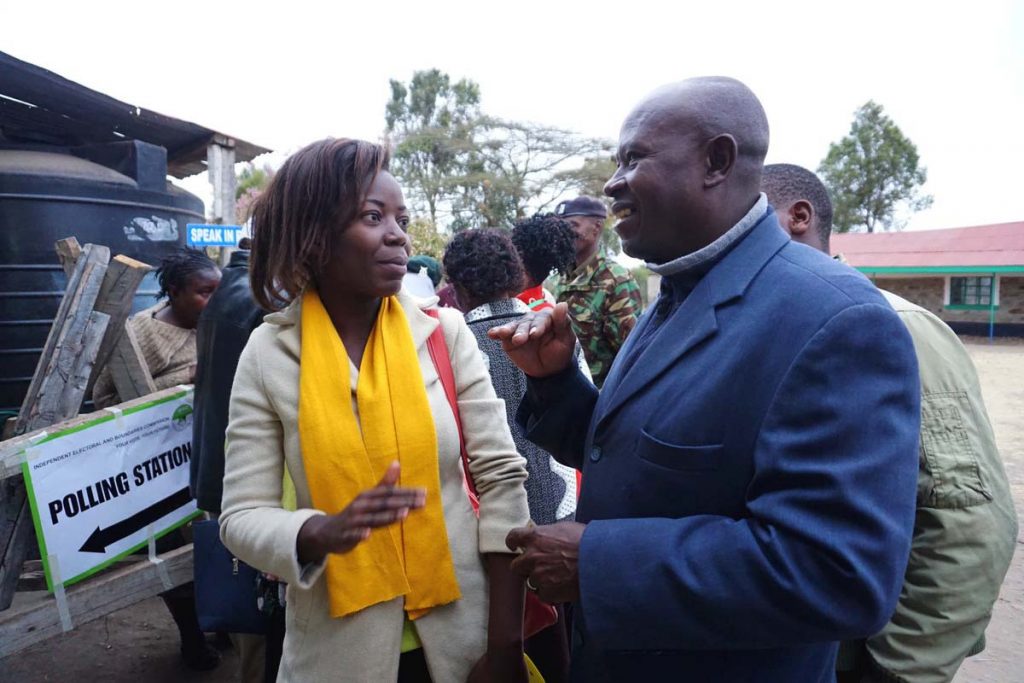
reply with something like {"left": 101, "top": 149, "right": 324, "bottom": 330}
{"left": 22, "top": 458, "right": 54, "bottom": 591}
{"left": 21, "top": 390, "right": 198, "bottom": 592}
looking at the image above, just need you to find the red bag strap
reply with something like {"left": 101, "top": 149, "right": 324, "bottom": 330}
{"left": 425, "top": 309, "right": 480, "bottom": 510}
{"left": 426, "top": 310, "right": 559, "bottom": 637}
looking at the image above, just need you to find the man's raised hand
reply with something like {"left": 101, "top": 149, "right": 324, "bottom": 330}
{"left": 487, "top": 302, "right": 577, "bottom": 378}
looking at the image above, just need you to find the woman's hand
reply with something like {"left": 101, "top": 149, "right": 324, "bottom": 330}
{"left": 467, "top": 647, "right": 528, "bottom": 683}
{"left": 467, "top": 553, "right": 528, "bottom": 683}
{"left": 296, "top": 461, "right": 425, "bottom": 565}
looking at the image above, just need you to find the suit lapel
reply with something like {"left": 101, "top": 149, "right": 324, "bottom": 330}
{"left": 594, "top": 211, "right": 790, "bottom": 429}
{"left": 596, "top": 282, "right": 718, "bottom": 424}
{"left": 597, "top": 293, "right": 660, "bottom": 399}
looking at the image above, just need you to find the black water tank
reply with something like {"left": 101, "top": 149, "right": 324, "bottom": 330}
{"left": 0, "top": 141, "right": 205, "bottom": 414}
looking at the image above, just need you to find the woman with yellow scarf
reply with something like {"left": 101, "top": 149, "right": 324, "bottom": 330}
{"left": 219, "top": 138, "right": 532, "bottom": 682}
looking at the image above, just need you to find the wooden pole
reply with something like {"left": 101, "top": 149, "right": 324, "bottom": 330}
{"left": 0, "top": 244, "right": 111, "bottom": 610}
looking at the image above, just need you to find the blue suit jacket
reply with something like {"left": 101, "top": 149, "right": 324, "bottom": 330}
{"left": 519, "top": 211, "right": 920, "bottom": 682}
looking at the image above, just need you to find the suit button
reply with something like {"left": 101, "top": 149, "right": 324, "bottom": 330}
{"left": 589, "top": 446, "right": 602, "bottom": 462}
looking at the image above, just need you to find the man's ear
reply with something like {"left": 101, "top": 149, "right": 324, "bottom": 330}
{"left": 786, "top": 199, "right": 814, "bottom": 236}
{"left": 705, "top": 134, "right": 738, "bottom": 188}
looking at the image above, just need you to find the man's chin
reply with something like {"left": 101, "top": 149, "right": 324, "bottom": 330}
{"left": 621, "top": 238, "right": 652, "bottom": 263}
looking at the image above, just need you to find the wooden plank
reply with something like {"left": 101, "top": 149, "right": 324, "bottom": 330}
{"left": 56, "top": 310, "right": 110, "bottom": 423}
{"left": 54, "top": 237, "right": 82, "bottom": 278}
{"left": 0, "top": 479, "right": 34, "bottom": 611}
{"left": 0, "top": 244, "right": 110, "bottom": 610}
{"left": 0, "top": 386, "right": 188, "bottom": 481}
{"left": 15, "top": 243, "right": 110, "bottom": 435}
{"left": 1, "top": 419, "right": 14, "bottom": 441}
{"left": 0, "top": 544, "right": 194, "bottom": 658}
{"left": 107, "top": 324, "right": 157, "bottom": 402}
{"left": 85, "top": 255, "right": 152, "bottom": 396}
{"left": 52, "top": 241, "right": 151, "bottom": 399}
{"left": 16, "top": 556, "right": 145, "bottom": 592}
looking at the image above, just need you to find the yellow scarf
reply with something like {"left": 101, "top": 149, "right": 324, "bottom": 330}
{"left": 298, "top": 290, "right": 461, "bottom": 619}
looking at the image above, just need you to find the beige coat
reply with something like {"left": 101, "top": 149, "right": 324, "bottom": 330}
{"left": 220, "top": 291, "right": 530, "bottom": 682}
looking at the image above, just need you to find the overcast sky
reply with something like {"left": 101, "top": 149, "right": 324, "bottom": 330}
{"left": 3, "top": 0, "right": 1021, "bottom": 232}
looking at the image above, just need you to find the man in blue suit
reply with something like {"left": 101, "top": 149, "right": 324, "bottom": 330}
{"left": 492, "top": 77, "right": 921, "bottom": 682}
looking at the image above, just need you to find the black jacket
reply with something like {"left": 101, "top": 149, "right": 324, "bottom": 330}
{"left": 189, "top": 250, "right": 265, "bottom": 512}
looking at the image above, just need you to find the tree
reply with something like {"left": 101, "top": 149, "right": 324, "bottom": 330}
{"left": 385, "top": 69, "right": 613, "bottom": 236}
{"left": 556, "top": 155, "right": 616, "bottom": 199}
{"left": 235, "top": 162, "right": 275, "bottom": 221}
{"left": 406, "top": 217, "right": 449, "bottom": 261}
{"left": 818, "top": 101, "right": 933, "bottom": 233}
{"left": 385, "top": 69, "right": 481, "bottom": 225}
{"left": 449, "top": 118, "right": 612, "bottom": 230}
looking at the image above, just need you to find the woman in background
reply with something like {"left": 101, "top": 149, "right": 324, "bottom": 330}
{"left": 93, "top": 249, "right": 221, "bottom": 407}
{"left": 510, "top": 214, "right": 577, "bottom": 313}
{"left": 444, "top": 228, "right": 579, "bottom": 683}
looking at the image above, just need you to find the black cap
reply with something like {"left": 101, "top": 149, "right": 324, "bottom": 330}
{"left": 554, "top": 196, "right": 607, "bottom": 219}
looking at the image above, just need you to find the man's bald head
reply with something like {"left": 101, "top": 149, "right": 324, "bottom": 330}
{"left": 637, "top": 77, "right": 770, "bottom": 173}
{"left": 605, "top": 77, "right": 771, "bottom": 262}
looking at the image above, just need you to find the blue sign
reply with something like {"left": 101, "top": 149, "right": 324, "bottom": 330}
{"left": 186, "top": 224, "right": 245, "bottom": 247}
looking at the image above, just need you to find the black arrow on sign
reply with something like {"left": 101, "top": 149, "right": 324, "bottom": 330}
{"left": 79, "top": 487, "right": 193, "bottom": 553}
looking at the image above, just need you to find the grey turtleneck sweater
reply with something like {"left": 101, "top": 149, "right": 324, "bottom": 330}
{"left": 612, "top": 195, "right": 768, "bottom": 381}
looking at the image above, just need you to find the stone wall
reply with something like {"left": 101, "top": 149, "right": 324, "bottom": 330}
{"left": 875, "top": 275, "right": 1024, "bottom": 328}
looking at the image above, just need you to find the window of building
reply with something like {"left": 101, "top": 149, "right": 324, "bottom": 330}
{"left": 947, "top": 276, "right": 997, "bottom": 308}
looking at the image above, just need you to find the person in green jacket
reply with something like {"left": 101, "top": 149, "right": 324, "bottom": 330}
{"left": 763, "top": 163, "right": 1018, "bottom": 683}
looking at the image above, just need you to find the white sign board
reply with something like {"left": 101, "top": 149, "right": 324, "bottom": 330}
{"left": 22, "top": 389, "right": 200, "bottom": 590}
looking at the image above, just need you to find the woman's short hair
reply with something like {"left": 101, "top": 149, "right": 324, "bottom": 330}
{"left": 511, "top": 213, "right": 577, "bottom": 285}
{"left": 155, "top": 248, "right": 218, "bottom": 300}
{"left": 249, "top": 138, "right": 390, "bottom": 310}
{"left": 443, "top": 229, "right": 525, "bottom": 305}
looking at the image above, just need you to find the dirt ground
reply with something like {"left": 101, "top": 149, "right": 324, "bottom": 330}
{"left": 1, "top": 338, "right": 1021, "bottom": 683}
{"left": 951, "top": 338, "right": 1024, "bottom": 683}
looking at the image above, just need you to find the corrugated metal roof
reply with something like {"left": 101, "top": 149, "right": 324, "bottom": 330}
{"left": 831, "top": 221, "right": 1024, "bottom": 270}
{"left": 0, "top": 51, "right": 271, "bottom": 178}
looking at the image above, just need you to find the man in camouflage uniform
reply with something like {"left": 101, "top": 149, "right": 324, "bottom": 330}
{"left": 555, "top": 196, "right": 643, "bottom": 387}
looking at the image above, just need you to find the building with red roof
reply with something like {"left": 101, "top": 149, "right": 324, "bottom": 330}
{"left": 832, "top": 221, "right": 1024, "bottom": 336}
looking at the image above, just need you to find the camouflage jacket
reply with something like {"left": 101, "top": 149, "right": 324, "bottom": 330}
{"left": 557, "top": 252, "right": 642, "bottom": 387}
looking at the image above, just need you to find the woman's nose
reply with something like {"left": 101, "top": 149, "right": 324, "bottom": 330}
{"left": 384, "top": 220, "right": 408, "bottom": 245}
